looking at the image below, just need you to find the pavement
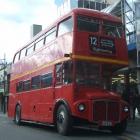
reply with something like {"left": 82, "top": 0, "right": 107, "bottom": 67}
{"left": 127, "top": 115, "right": 140, "bottom": 131}
{"left": 0, "top": 112, "right": 7, "bottom": 117}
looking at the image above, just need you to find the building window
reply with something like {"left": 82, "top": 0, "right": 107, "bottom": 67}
{"left": 96, "top": 2, "right": 101, "bottom": 11}
{"left": 84, "top": 0, "right": 90, "bottom": 8}
{"left": 102, "top": 3, "right": 107, "bottom": 9}
{"left": 78, "top": 0, "right": 84, "bottom": 8}
{"left": 58, "top": 17, "right": 73, "bottom": 37}
{"left": 90, "top": 1, "right": 95, "bottom": 9}
{"left": 31, "top": 75, "right": 41, "bottom": 89}
{"left": 41, "top": 73, "right": 53, "bottom": 88}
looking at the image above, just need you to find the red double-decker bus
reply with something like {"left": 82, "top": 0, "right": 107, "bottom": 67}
{"left": 8, "top": 8, "right": 129, "bottom": 135}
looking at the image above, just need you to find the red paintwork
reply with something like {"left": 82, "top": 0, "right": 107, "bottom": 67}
{"left": 8, "top": 8, "right": 129, "bottom": 128}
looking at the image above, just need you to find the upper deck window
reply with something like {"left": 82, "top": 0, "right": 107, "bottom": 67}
{"left": 77, "top": 16, "right": 99, "bottom": 33}
{"left": 103, "top": 21, "right": 123, "bottom": 38}
{"left": 20, "top": 48, "right": 27, "bottom": 60}
{"left": 26, "top": 45, "right": 34, "bottom": 56}
{"left": 58, "top": 17, "right": 73, "bottom": 37}
{"left": 44, "top": 27, "right": 56, "bottom": 44}
{"left": 35, "top": 36, "right": 44, "bottom": 50}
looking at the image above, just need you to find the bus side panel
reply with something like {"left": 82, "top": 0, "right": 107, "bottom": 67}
{"left": 54, "top": 84, "right": 73, "bottom": 112}
{"left": 35, "top": 88, "right": 54, "bottom": 123}
{"left": 19, "top": 92, "right": 31, "bottom": 120}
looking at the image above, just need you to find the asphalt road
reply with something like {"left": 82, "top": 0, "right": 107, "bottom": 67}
{"left": 0, "top": 113, "right": 140, "bottom": 140}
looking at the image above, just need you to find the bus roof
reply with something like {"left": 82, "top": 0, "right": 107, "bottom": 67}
{"left": 15, "top": 8, "right": 122, "bottom": 54}
{"left": 72, "top": 8, "right": 121, "bottom": 23}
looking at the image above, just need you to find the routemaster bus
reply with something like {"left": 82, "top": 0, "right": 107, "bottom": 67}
{"left": 8, "top": 8, "right": 129, "bottom": 135}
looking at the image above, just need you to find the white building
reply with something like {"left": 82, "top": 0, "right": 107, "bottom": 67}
{"left": 55, "top": 0, "right": 110, "bottom": 16}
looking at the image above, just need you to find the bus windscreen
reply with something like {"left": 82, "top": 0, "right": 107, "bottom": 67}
{"left": 76, "top": 61, "right": 111, "bottom": 89}
{"left": 103, "top": 22, "right": 123, "bottom": 38}
{"left": 77, "top": 16, "right": 99, "bottom": 33}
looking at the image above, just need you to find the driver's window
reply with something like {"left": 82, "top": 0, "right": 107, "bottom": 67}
{"left": 55, "top": 63, "right": 63, "bottom": 85}
{"left": 63, "top": 61, "right": 73, "bottom": 84}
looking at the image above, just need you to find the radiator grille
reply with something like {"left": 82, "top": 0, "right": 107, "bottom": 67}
{"left": 93, "top": 100, "right": 120, "bottom": 122}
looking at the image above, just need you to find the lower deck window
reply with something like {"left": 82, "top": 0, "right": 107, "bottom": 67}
{"left": 23, "top": 80, "right": 30, "bottom": 91}
{"left": 31, "top": 76, "right": 41, "bottom": 89}
{"left": 41, "top": 73, "right": 52, "bottom": 88}
{"left": 16, "top": 81, "right": 23, "bottom": 92}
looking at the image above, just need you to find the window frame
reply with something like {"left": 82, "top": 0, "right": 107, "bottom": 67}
{"left": 77, "top": 15, "right": 100, "bottom": 33}
{"left": 16, "top": 81, "right": 23, "bottom": 93}
{"left": 63, "top": 61, "right": 73, "bottom": 84}
{"left": 41, "top": 73, "right": 53, "bottom": 88}
{"left": 57, "top": 16, "right": 73, "bottom": 37}
{"left": 55, "top": 63, "right": 63, "bottom": 85}
{"left": 103, "top": 21, "right": 123, "bottom": 38}
{"left": 31, "top": 75, "right": 41, "bottom": 90}
{"left": 26, "top": 42, "right": 35, "bottom": 56}
{"left": 13, "top": 52, "right": 20, "bottom": 63}
{"left": 44, "top": 27, "right": 57, "bottom": 45}
{"left": 35, "top": 35, "right": 45, "bottom": 51}
{"left": 20, "top": 48, "right": 27, "bottom": 60}
{"left": 23, "top": 80, "right": 31, "bottom": 91}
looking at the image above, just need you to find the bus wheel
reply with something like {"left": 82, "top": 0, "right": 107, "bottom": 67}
{"left": 14, "top": 105, "right": 21, "bottom": 125}
{"left": 56, "top": 105, "right": 72, "bottom": 135}
{"left": 111, "top": 119, "right": 127, "bottom": 134}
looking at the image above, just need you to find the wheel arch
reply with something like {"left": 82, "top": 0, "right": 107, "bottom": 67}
{"left": 53, "top": 99, "right": 72, "bottom": 124}
{"left": 14, "top": 101, "right": 22, "bottom": 116}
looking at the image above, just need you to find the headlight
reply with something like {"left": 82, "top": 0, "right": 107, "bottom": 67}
{"left": 124, "top": 106, "right": 129, "bottom": 112}
{"left": 78, "top": 104, "right": 86, "bottom": 112}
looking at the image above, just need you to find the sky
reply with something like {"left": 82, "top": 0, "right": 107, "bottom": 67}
{"left": 0, "top": 0, "right": 57, "bottom": 62}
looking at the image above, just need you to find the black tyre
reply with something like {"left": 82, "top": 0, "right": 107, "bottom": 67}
{"left": 111, "top": 119, "right": 127, "bottom": 134}
{"left": 14, "top": 105, "right": 21, "bottom": 125}
{"left": 56, "top": 105, "right": 72, "bottom": 135}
